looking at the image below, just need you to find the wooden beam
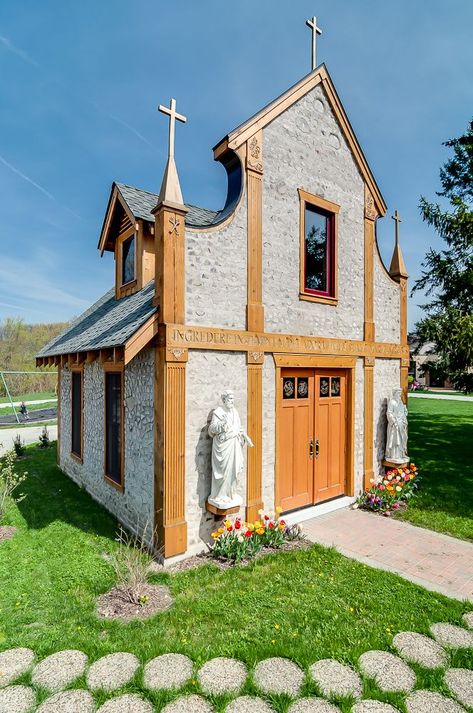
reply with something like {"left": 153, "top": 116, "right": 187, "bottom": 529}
{"left": 363, "top": 356, "right": 375, "bottom": 489}
{"left": 124, "top": 314, "right": 159, "bottom": 365}
{"left": 246, "top": 361, "right": 263, "bottom": 521}
{"left": 364, "top": 186, "right": 377, "bottom": 342}
{"left": 86, "top": 350, "right": 99, "bottom": 364}
{"left": 100, "top": 349, "right": 113, "bottom": 364}
{"left": 77, "top": 352, "right": 86, "bottom": 365}
{"left": 246, "top": 131, "right": 264, "bottom": 333}
{"left": 60, "top": 354, "right": 68, "bottom": 367}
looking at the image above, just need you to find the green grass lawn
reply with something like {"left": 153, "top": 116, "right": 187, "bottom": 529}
{"left": 0, "top": 400, "right": 57, "bottom": 417}
{"left": 0, "top": 445, "right": 472, "bottom": 712}
{"left": 0, "top": 419, "right": 57, "bottom": 431}
{"left": 396, "top": 398, "right": 473, "bottom": 542}
{"left": 0, "top": 391, "right": 56, "bottom": 404}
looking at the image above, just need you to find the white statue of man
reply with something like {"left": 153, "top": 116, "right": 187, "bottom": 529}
{"left": 208, "top": 390, "right": 253, "bottom": 509}
{"left": 385, "top": 387, "right": 409, "bottom": 463}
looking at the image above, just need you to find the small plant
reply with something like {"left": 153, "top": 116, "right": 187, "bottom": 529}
{"left": 12, "top": 434, "right": 26, "bottom": 457}
{"left": 355, "top": 463, "right": 420, "bottom": 516}
{"left": 0, "top": 449, "right": 27, "bottom": 523}
{"left": 107, "top": 519, "right": 154, "bottom": 605}
{"left": 38, "top": 426, "right": 50, "bottom": 448}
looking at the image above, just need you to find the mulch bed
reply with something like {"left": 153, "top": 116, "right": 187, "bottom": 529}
{"left": 96, "top": 583, "right": 173, "bottom": 622}
{"left": 0, "top": 526, "right": 17, "bottom": 542}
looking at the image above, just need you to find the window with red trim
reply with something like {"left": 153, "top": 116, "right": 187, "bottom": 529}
{"left": 303, "top": 204, "right": 335, "bottom": 297}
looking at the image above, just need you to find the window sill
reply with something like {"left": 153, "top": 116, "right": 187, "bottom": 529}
{"left": 299, "top": 292, "right": 338, "bottom": 306}
{"left": 121, "top": 278, "right": 137, "bottom": 289}
{"left": 104, "top": 474, "right": 124, "bottom": 493}
{"left": 70, "top": 452, "right": 83, "bottom": 464}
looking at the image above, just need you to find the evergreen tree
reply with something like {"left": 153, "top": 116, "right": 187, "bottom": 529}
{"left": 414, "top": 120, "right": 473, "bottom": 392}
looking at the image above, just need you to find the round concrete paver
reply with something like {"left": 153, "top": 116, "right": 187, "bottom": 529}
{"left": 462, "top": 612, "right": 473, "bottom": 630}
{"left": 37, "top": 689, "right": 94, "bottom": 713}
{"left": 32, "top": 649, "right": 87, "bottom": 691}
{"left": 288, "top": 698, "right": 341, "bottom": 712}
{"left": 198, "top": 657, "right": 247, "bottom": 695}
{"left": 96, "top": 693, "right": 153, "bottom": 713}
{"left": 0, "top": 685, "right": 35, "bottom": 713}
{"left": 393, "top": 631, "right": 448, "bottom": 669}
{"left": 359, "top": 650, "right": 415, "bottom": 693}
{"left": 225, "top": 696, "right": 274, "bottom": 712}
{"left": 254, "top": 657, "right": 304, "bottom": 696}
{"left": 352, "top": 702, "right": 400, "bottom": 713}
{"left": 162, "top": 694, "right": 213, "bottom": 712}
{"left": 406, "top": 690, "right": 466, "bottom": 713}
{"left": 445, "top": 668, "right": 473, "bottom": 709}
{"left": 86, "top": 652, "right": 140, "bottom": 691}
{"left": 0, "top": 648, "right": 34, "bottom": 687}
{"left": 143, "top": 653, "right": 193, "bottom": 690}
{"left": 309, "top": 658, "right": 362, "bottom": 699}
{"left": 431, "top": 623, "right": 473, "bottom": 649}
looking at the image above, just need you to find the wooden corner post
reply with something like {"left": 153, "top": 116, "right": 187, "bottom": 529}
{"left": 363, "top": 187, "right": 377, "bottom": 488}
{"left": 246, "top": 352, "right": 264, "bottom": 521}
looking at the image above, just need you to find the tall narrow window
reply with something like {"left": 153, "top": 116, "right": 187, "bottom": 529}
{"left": 71, "top": 370, "right": 83, "bottom": 459}
{"left": 105, "top": 371, "right": 123, "bottom": 486}
{"left": 121, "top": 235, "right": 135, "bottom": 285}
{"left": 299, "top": 189, "right": 339, "bottom": 303}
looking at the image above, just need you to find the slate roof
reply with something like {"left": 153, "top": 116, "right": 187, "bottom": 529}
{"left": 115, "top": 182, "right": 219, "bottom": 228}
{"left": 37, "top": 281, "right": 157, "bottom": 358}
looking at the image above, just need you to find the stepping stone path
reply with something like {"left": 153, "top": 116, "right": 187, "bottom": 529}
{"left": 86, "top": 652, "right": 139, "bottom": 691}
{"left": 309, "top": 658, "right": 362, "bottom": 699}
{"left": 0, "top": 685, "right": 35, "bottom": 713}
{"left": 226, "top": 696, "right": 274, "bottom": 712}
{"left": 359, "top": 650, "right": 415, "bottom": 693}
{"left": 0, "top": 648, "right": 34, "bottom": 687}
{"left": 462, "top": 612, "right": 473, "bottom": 629}
{"left": 198, "top": 657, "right": 247, "bottom": 695}
{"left": 288, "top": 699, "right": 341, "bottom": 712}
{"left": 97, "top": 693, "right": 153, "bottom": 712}
{"left": 393, "top": 631, "right": 448, "bottom": 669}
{"left": 254, "top": 657, "right": 304, "bottom": 696}
{"left": 445, "top": 668, "right": 473, "bottom": 709}
{"left": 37, "top": 689, "right": 94, "bottom": 713}
{"left": 31, "top": 649, "right": 87, "bottom": 691}
{"left": 143, "top": 653, "right": 192, "bottom": 690}
{"left": 162, "top": 694, "right": 213, "bottom": 712}
{"left": 352, "top": 702, "right": 400, "bottom": 712}
{"left": 431, "top": 623, "right": 473, "bottom": 649}
{"left": 406, "top": 690, "right": 466, "bottom": 712}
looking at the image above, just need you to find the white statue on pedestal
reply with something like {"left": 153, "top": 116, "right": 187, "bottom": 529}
{"left": 385, "top": 387, "right": 408, "bottom": 463}
{"left": 208, "top": 390, "right": 253, "bottom": 509}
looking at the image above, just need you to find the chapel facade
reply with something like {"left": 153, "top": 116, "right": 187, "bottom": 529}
{"left": 38, "top": 57, "right": 409, "bottom": 560}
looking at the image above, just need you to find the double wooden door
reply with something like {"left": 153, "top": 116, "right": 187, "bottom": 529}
{"left": 278, "top": 368, "right": 347, "bottom": 513}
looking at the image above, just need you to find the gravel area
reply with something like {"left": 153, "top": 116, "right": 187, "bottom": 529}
{"left": 86, "top": 652, "right": 140, "bottom": 691}
{"left": 143, "top": 653, "right": 193, "bottom": 690}
{"left": 96, "top": 693, "right": 153, "bottom": 712}
{"left": 444, "top": 668, "right": 473, "bottom": 709}
{"left": 0, "top": 685, "right": 35, "bottom": 713}
{"left": 225, "top": 695, "right": 274, "bottom": 712}
{"left": 430, "top": 623, "right": 473, "bottom": 649}
{"left": 254, "top": 657, "right": 304, "bottom": 696}
{"left": 358, "top": 650, "right": 415, "bottom": 693}
{"left": 198, "top": 657, "right": 247, "bottom": 695}
{"left": 0, "top": 648, "right": 34, "bottom": 687}
{"left": 309, "top": 658, "right": 362, "bottom": 699}
{"left": 31, "top": 649, "right": 87, "bottom": 691}
{"left": 288, "top": 698, "right": 341, "bottom": 712}
{"left": 462, "top": 612, "right": 473, "bottom": 630}
{"left": 352, "top": 702, "right": 400, "bottom": 712}
{"left": 161, "top": 694, "right": 213, "bottom": 712}
{"left": 393, "top": 631, "right": 448, "bottom": 669}
{"left": 406, "top": 690, "right": 466, "bottom": 713}
{"left": 36, "top": 689, "right": 94, "bottom": 713}
{"left": 0, "top": 526, "right": 17, "bottom": 542}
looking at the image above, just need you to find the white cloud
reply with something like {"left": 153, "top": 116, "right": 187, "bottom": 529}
{"left": 0, "top": 34, "right": 39, "bottom": 67}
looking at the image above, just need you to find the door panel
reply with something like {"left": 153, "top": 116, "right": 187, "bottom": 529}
{"left": 314, "top": 371, "right": 346, "bottom": 502}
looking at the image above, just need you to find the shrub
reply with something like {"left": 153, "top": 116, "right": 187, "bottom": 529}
{"left": 355, "top": 463, "right": 420, "bottom": 516}
{"left": 210, "top": 508, "right": 303, "bottom": 563}
{"left": 107, "top": 519, "right": 154, "bottom": 605}
{"left": 38, "top": 426, "right": 50, "bottom": 448}
{"left": 12, "top": 434, "right": 26, "bottom": 457}
{"left": 0, "top": 449, "right": 27, "bottom": 523}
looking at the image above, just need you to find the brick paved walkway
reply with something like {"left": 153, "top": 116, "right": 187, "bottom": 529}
{"left": 303, "top": 508, "right": 473, "bottom": 602}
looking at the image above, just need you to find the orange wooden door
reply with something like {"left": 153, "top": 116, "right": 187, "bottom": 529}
{"left": 314, "top": 371, "right": 346, "bottom": 502}
{"left": 278, "top": 369, "right": 314, "bottom": 512}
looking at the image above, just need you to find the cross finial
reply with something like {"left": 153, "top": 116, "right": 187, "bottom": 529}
{"left": 306, "top": 15, "right": 322, "bottom": 71}
{"left": 392, "top": 209, "right": 402, "bottom": 243}
{"left": 158, "top": 98, "right": 187, "bottom": 161}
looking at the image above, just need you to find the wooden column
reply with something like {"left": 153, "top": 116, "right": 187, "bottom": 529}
{"left": 246, "top": 131, "right": 264, "bottom": 332}
{"left": 364, "top": 186, "right": 377, "bottom": 343}
{"left": 153, "top": 203, "right": 188, "bottom": 323}
{"left": 400, "top": 279, "right": 409, "bottom": 403}
{"left": 363, "top": 356, "right": 375, "bottom": 489}
{"left": 246, "top": 353, "right": 264, "bottom": 521}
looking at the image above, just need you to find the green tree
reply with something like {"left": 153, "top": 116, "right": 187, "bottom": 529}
{"left": 414, "top": 120, "right": 473, "bottom": 392}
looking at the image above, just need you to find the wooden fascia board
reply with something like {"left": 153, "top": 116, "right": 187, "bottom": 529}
{"left": 98, "top": 185, "right": 136, "bottom": 255}
{"left": 124, "top": 313, "right": 159, "bottom": 365}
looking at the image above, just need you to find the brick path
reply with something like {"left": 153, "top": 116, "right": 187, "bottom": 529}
{"left": 303, "top": 508, "right": 473, "bottom": 602}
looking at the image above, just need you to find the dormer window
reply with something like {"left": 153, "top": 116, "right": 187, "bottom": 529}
{"left": 121, "top": 234, "right": 136, "bottom": 285}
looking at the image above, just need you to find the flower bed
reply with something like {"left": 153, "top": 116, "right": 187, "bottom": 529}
{"left": 355, "top": 463, "right": 420, "bottom": 516}
{"left": 210, "top": 508, "right": 303, "bottom": 563}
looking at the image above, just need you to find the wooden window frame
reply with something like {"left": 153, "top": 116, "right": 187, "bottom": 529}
{"left": 116, "top": 226, "right": 137, "bottom": 297}
{"left": 103, "top": 363, "right": 125, "bottom": 492}
{"left": 70, "top": 366, "right": 84, "bottom": 463}
{"left": 298, "top": 188, "right": 340, "bottom": 305}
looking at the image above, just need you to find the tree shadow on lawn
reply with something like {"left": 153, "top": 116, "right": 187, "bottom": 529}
{"left": 13, "top": 443, "right": 117, "bottom": 541}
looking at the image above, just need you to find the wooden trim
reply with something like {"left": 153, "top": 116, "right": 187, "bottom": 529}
{"left": 98, "top": 185, "right": 136, "bottom": 255}
{"left": 246, "top": 362, "right": 263, "bottom": 521}
{"left": 298, "top": 188, "right": 339, "bottom": 304}
{"left": 363, "top": 357, "right": 374, "bottom": 489}
{"left": 56, "top": 367, "right": 61, "bottom": 465}
{"left": 246, "top": 137, "right": 264, "bottom": 331}
{"left": 400, "top": 278, "right": 408, "bottom": 346}
{"left": 70, "top": 366, "right": 84, "bottom": 463}
{"left": 346, "top": 366, "right": 355, "bottom": 496}
{"left": 103, "top": 363, "right": 125, "bottom": 492}
{"left": 116, "top": 226, "right": 137, "bottom": 299}
{"left": 154, "top": 206, "right": 188, "bottom": 323}
{"left": 274, "top": 354, "right": 357, "bottom": 368}
{"left": 124, "top": 314, "right": 159, "bottom": 365}
{"left": 364, "top": 186, "right": 376, "bottom": 342}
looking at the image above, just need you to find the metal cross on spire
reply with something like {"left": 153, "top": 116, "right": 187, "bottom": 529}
{"left": 392, "top": 209, "right": 402, "bottom": 243}
{"left": 158, "top": 98, "right": 187, "bottom": 160}
{"left": 306, "top": 15, "right": 322, "bottom": 71}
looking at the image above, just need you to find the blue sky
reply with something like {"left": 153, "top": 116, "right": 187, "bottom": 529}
{"left": 0, "top": 0, "right": 472, "bottom": 329}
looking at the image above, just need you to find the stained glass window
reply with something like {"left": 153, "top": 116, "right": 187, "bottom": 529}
{"left": 297, "top": 377, "right": 309, "bottom": 398}
{"left": 283, "top": 377, "right": 295, "bottom": 399}
{"left": 320, "top": 377, "right": 330, "bottom": 398}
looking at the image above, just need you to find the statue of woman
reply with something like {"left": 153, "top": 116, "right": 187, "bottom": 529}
{"left": 385, "top": 387, "right": 408, "bottom": 463}
{"left": 208, "top": 390, "right": 253, "bottom": 509}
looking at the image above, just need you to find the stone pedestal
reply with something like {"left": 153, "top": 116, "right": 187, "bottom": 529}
{"left": 205, "top": 501, "right": 240, "bottom": 519}
{"left": 382, "top": 458, "right": 410, "bottom": 474}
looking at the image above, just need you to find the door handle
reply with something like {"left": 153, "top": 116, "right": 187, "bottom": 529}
{"left": 309, "top": 439, "right": 314, "bottom": 458}
{"left": 315, "top": 439, "right": 319, "bottom": 458}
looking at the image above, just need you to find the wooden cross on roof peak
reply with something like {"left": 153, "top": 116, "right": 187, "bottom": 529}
{"left": 306, "top": 15, "right": 322, "bottom": 71}
{"left": 158, "top": 98, "right": 187, "bottom": 160}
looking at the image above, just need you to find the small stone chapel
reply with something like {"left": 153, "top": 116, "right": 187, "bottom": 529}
{"left": 38, "top": 18, "right": 409, "bottom": 560}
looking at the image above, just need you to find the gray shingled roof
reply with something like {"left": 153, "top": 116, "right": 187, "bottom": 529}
{"left": 37, "top": 281, "right": 157, "bottom": 358}
{"left": 116, "top": 182, "right": 219, "bottom": 228}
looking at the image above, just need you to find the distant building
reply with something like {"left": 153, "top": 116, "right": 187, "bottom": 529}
{"left": 408, "top": 336, "right": 452, "bottom": 388}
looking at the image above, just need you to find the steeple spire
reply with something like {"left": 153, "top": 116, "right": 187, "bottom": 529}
{"left": 389, "top": 209, "right": 408, "bottom": 280}
{"left": 157, "top": 98, "right": 187, "bottom": 207}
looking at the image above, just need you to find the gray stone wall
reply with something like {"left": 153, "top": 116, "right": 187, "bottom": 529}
{"left": 262, "top": 84, "right": 365, "bottom": 340}
{"left": 59, "top": 348, "right": 155, "bottom": 538}
{"left": 374, "top": 358, "right": 401, "bottom": 474}
{"left": 185, "top": 350, "right": 247, "bottom": 553}
{"left": 374, "top": 249, "right": 401, "bottom": 343}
